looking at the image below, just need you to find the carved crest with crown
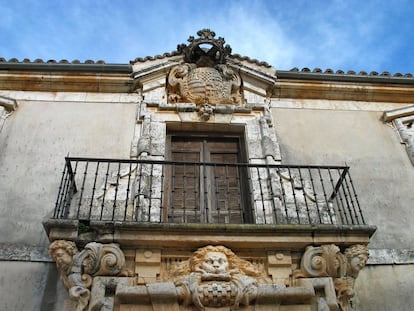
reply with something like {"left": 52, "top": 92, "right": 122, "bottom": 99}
{"left": 167, "top": 29, "right": 243, "bottom": 106}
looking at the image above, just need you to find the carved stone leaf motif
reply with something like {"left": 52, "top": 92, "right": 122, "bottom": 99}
{"left": 334, "top": 277, "right": 355, "bottom": 311}
{"left": 49, "top": 240, "right": 132, "bottom": 311}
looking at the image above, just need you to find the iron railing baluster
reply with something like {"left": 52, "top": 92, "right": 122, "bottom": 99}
{"left": 89, "top": 162, "right": 100, "bottom": 220}
{"left": 277, "top": 167, "right": 288, "bottom": 224}
{"left": 100, "top": 162, "right": 110, "bottom": 221}
{"left": 297, "top": 167, "right": 311, "bottom": 224}
{"left": 347, "top": 172, "right": 365, "bottom": 225}
{"left": 124, "top": 163, "right": 132, "bottom": 221}
{"left": 307, "top": 167, "right": 321, "bottom": 224}
{"left": 343, "top": 171, "right": 357, "bottom": 224}
{"left": 287, "top": 167, "right": 300, "bottom": 224}
{"left": 54, "top": 162, "right": 68, "bottom": 218}
{"left": 337, "top": 168, "right": 351, "bottom": 224}
{"left": 111, "top": 162, "right": 121, "bottom": 221}
{"left": 159, "top": 163, "right": 164, "bottom": 223}
{"left": 135, "top": 163, "right": 143, "bottom": 221}
{"left": 77, "top": 161, "right": 88, "bottom": 220}
{"left": 327, "top": 168, "right": 344, "bottom": 225}
{"left": 317, "top": 167, "right": 333, "bottom": 224}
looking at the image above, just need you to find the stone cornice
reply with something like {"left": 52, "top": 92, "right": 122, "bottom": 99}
{"left": 273, "top": 79, "right": 414, "bottom": 103}
{"left": 276, "top": 70, "right": 414, "bottom": 84}
{"left": 1, "top": 63, "right": 413, "bottom": 101}
{"left": 44, "top": 219, "right": 376, "bottom": 250}
{"left": 0, "top": 71, "right": 135, "bottom": 93}
{"left": 2, "top": 244, "right": 413, "bottom": 265}
{"left": 0, "top": 61, "right": 131, "bottom": 73}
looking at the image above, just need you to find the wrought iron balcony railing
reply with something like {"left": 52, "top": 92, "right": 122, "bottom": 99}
{"left": 52, "top": 157, "right": 366, "bottom": 226}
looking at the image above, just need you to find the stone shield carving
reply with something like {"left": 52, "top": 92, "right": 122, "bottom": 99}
{"left": 167, "top": 28, "right": 243, "bottom": 106}
{"left": 167, "top": 63, "right": 242, "bottom": 105}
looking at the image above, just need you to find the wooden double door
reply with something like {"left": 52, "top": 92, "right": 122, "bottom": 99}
{"left": 165, "top": 135, "right": 250, "bottom": 224}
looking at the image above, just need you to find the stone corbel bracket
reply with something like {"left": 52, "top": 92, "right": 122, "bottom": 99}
{"left": 0, "top": 95, "right": 17, "bottom": 132}
{"left": 49, "top": 240, "right": 133, "bottom": 311}
{"left": 0, "top": 95, "right": 18, "bottom": 112}
{"left": 383, "top": 104, "right": 414, "bottom": 165}
{"left": 294, "top": 244, "right": 369, "bottom": 311}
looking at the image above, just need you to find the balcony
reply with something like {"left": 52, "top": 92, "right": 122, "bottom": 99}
{"left": 44, "top": 157, "right": 376, "bottom": 247}
{"left": 50, "top": 157, "right": 371, "bottom": 223}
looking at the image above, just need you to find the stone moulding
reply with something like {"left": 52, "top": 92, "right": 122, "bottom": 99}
{"left": 383, "top": 104, "right": 414, "bottom": 165}
{"left": 49, "top": 241, "right": 370, "bottom": 311}
{"left": 0, "top": 95, "right": 17, "bottom": 134}
{"left": 0, "top": 95, "right": 18, "bottom": 112}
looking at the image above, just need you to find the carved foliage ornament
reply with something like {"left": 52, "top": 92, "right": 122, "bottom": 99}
{"left": 49, "top": 240, "right": 133, "bottom": 311}
{"left": 168, "top": 29, "right": 243, "bottom": 106}
{"left": 296, "top": 244, "right": 369, "bottom": 311}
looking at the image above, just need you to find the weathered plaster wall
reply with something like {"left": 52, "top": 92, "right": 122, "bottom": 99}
{"left": 272, "top": 107, "right": 414, "bottom": 250}
{"left": 0, "top": 261, "right": 66, "bottom": 311}
{"left": 0, "top": 99, "right": 137, "bottom": 245}
{"left": 354, "top": 265, "right": 414, "bottom": 311}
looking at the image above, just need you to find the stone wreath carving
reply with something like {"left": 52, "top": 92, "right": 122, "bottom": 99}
{"left": 295, "top": 244, "right": 369, "bottom": 311}
{"left": 167, "top": 29, "right": 243, "bottom": 106}
{"left": 172, "top": 245, "right": 265, "bottom": 310}
{"left": 49, "top": 240, "right": 133, "bottom": 311}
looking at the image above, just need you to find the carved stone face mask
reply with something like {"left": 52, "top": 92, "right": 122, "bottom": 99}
{"left": 202, "top": 252, "right": 229, "bottom": 274}
{"left": 53, "top": 249, "right": 73, "bottom": 272}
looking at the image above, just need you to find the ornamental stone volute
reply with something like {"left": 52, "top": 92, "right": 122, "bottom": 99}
{"left": 49, "top": 240, "right": 133, "bottom": 311}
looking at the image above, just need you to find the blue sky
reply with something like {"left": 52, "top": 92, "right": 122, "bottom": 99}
{"left": 1, "top": 0, "right": 413, "bottom": 74}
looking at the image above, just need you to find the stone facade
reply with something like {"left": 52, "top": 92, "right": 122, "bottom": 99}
{"left": 0, "top": 30, "right": 413, "bottom": 311}
{"left": 49, "top": 241, "right": 369, "bottom": 311}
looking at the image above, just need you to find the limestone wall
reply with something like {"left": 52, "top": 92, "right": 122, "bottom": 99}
{"left": 1, "top": 89, "right": 412, "bottom": 309}
{"left": 0, "top": 96, "right": 137, "bottom": 244}
{"left": 0, "top": 92, "right": 138, "bottom": 310}
{"left": 272, "top": 104, "right": 414, "bottom": 310}
{"left": 272, "top": 106, "right": 414, "bottom": 250}
{"left": 354, "top": 265, "right": 414, "bottom": 311}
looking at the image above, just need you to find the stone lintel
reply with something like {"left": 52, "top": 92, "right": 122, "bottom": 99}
{"left": 255, "top": 284, "right": 315, "bottom": 305}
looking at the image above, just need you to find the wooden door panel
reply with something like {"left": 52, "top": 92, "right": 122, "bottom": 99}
{"left": 167, "top": 136, "right": 246, "bottom": 224}
{"left": 168, "top": 150, "right": 201, "bottom": 222}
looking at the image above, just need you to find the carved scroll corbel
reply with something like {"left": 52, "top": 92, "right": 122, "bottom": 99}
{"left": 296, "top": 244, "right": 369, "bottom": 311}
{"left": 297, "top": 244, "right": 344, "bottom": 278}
{"left": 49, "top": 240, "right": 133, "bottom": 311}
